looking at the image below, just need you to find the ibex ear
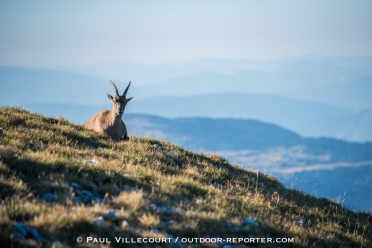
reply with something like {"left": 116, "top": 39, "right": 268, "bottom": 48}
{"left": 107, "top": 93, "right": 114, "bottom": 102}
{"left": 126, "top": 96, "right": 133, "bottom": 102}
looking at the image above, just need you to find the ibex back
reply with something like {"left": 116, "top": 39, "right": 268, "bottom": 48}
{"left": 85, "top": 81, "right": 133, "bottom": 140}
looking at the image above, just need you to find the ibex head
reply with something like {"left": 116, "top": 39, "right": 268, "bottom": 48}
{"left": 107, "top": 81, "right": 133, "bottom": 116}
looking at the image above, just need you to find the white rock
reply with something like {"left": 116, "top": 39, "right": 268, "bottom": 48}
{"left": 241, "top": 217, "right": 259, "bottom": 227}
{"left": 85, "top": 158, "right": 99, "bottom": 164}
{"left": 295, "top": 219, "right": 311, "bottom": 228}
{"left": 155, "top": 144, "right": 165, "bottom": 149}
{"left": 168, "top": 151, "right": 178, "bottom": 156}
{"left": 93, "top": 216, "right": 105, "bottom": 226}
{"left": 213, "top": 182, "right": 221, "bottom": 189}
{"left": 121, "top": 220, "right": 129, "bottom": 228}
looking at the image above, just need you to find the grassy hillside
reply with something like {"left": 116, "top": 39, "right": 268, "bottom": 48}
{"left": 0, "top": 107, "right": 371, "bottom": 247}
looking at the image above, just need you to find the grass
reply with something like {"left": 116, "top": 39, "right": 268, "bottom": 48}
{"left": 0, "top": 106, "right": 371, "bottom": 247}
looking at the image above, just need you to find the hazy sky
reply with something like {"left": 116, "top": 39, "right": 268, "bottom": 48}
{"left": 1, "top": 1, "right": 372, "bottom": 67}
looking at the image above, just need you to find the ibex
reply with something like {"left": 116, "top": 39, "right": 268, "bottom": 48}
{"left": 85, "top": 81, "right": 133, "bottom": 140}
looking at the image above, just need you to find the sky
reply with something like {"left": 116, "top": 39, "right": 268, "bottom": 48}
{"left": 1, "top": 1, "right": 372, "bottom": 67}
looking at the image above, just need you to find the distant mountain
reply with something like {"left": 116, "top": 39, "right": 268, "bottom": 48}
{"left": 3, "top": 56, "right": 372, "bottom": 110}
{"left": 124, "top": 113, "right": 372, "bottom": 162}
{"left": 1, "top": 60, "right": 371, "bottom": 141}
{"left": 125, "top": 113, "right": 304, "bottom": 151}
{"left": 122, "top": 65, "right": 372, "bottom": 111}
{"left": 335, "top": 107, "right": 372, "bottom": 141}
{"left": 130, "top": 93, "right": 372, "bottom": 142}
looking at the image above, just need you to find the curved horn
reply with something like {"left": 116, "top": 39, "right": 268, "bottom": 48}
{"left": 109, "top": 81, "right": 119, "bottom": 96}
{"left": 123, "top": 81, "right": 131, "bottom": 97}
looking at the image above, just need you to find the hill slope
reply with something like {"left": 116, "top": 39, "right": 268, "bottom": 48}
{"left": 0, "top": 107, "right": 371, "bottom": 247}
{"left": 125, "top": 114, "right": 372, "bottom": 212}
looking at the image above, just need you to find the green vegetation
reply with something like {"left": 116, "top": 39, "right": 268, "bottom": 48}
{"left": 0, "top": 106, "right": 371, "bottom": 248}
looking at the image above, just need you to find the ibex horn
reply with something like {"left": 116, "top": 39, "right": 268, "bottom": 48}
{"left": 109, "top": 81, "right": 119, "bottom": 96}
{"left": 123, "top": 81, "right": 131, "bottom": 97}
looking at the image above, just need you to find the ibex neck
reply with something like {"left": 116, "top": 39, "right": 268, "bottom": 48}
{"left": 110, "top": 109, "right": 123, "bottom": 125}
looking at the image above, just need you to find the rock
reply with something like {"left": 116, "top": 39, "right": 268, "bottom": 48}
{"left": 295, "top": 219, "right": 311, "bottom": 228}
{"left": 161, "top": 220, "right": 174, "bottom": 230}
{"left": 13, "top": 222, "right": 27, "bottom": 237}
{"left": 50, "top": 240, "right": 66, "bottom": 247}
{"left": 71, "top": 182, "right": 82, "bottom": 190}
{"left": 168, "top": 151, "right": 178, "bottom": 156}
{"left": 196, "top": 199, "right": 204, "bottom": 205}
{"left": 71, "top": 206, "right": 80, "bottom": 211}
{"left": 213, "top": 182, "right": 221, "bottom": 189}
{"left": 145, "top": 204, "right": 158, "bottom": 211}
{"left": 174, "top": 207, "right": 186, "bottom": 215}
{"left": 156, "top": 206, "right": 175, "bottom": 215}
{"left": 146, "top": 204, "right": 186, "bottom": 216}
{"left": 122, "top": 185, "right": 137, "bottom": 192}
{"left": 93, "top": 216, "right": 105, "bottom": 226}
{"left": 241, "top": 217, "right": 259, "bottom": 227}
{"left": 27, "top": 226, "right": 44, "bottom": 243}
{"left": 81, "top": 190, "right": 93, "bottom": 197}
{"left": 240, "top": 225, "right": 251, "bottom": 232}
{"left": 80, "top": 190, "right": 93, "bottom": 203}
{"left": 89, "top": 181, "right": 98, "bottom": 191}
{"left": 111, "top": 184, "right": 121, "bottom": 192}
{"left": 12, "top": 222, "right": 44, "bottom": 243}
{"left": 85, "top": 158, "right": 99, "bottom": 164}
{"left": 154, "top": 144, "right": 165, "bottom": 149}
{"left": 121, "top": 220, "right": 129, "bottom": 228}
{"left": 106, "top": 209, "right": 118, "bottom": 220}
{"left": 225, "top": 223, "right": 239, "bottom": 233}
{"left": 41, "top": 193, "right": 59, "bottom": 202}
{"left": 72, "top": 196, "right": 83, "bottom": 204}
{"left": 92, "top": 197, "right": 105, "bottom": 204}
{"left": 93, "top": 190, "right": 102, "bottom": 198}
{"left": 321, "top": 237, "right": 329, "bottom": 245}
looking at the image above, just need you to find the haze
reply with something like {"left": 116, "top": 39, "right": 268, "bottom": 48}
{"left": 1, "top": 1, "right": 372, "bottom": 67}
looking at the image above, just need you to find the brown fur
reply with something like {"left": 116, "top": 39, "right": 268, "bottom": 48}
{"left": 85, "top": 81, "right": 133, "bottom": 140}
